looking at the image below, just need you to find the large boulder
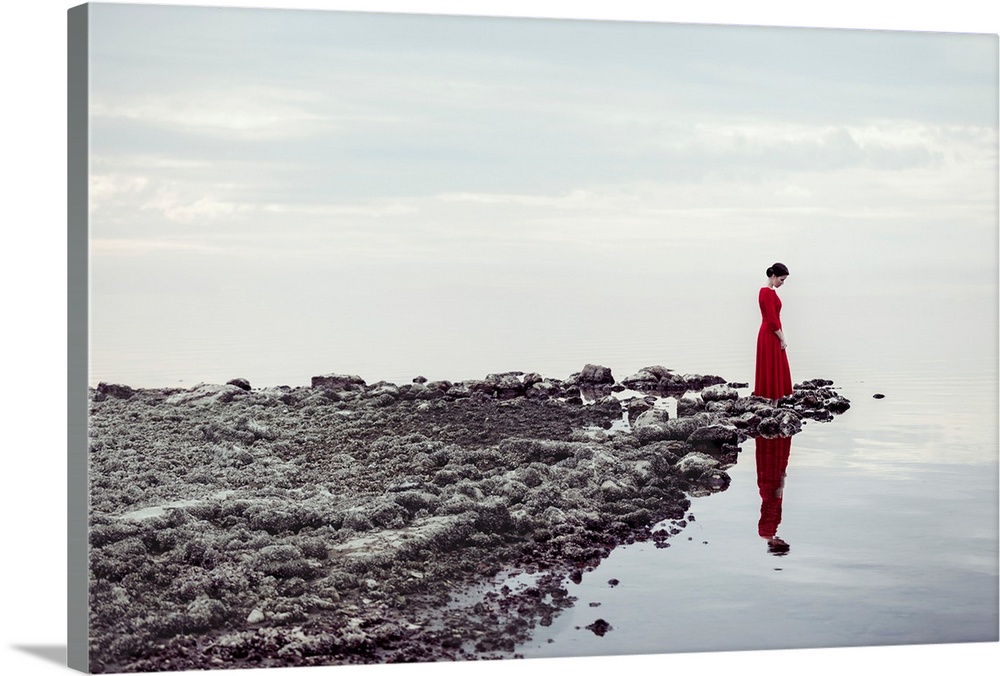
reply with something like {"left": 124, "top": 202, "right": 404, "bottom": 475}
{"left": 576, "top": 364, "right": 615, "bottom": 386}
{"left": 311, "top": 373, "right": 367, "bottom": 391}
{"left": 630, "top": 407, "right": 674, "bottom": 443}
{"left": 486, "top": 372, "right": 526, "bottom": 399}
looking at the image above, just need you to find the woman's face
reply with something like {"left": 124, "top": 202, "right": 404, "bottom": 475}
{"left": 771, "top": 274, "right": 788, "bottom": 288}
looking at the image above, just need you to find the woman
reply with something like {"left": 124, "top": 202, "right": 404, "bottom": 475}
{"left": 754, "top": 262, "right": 793, "bottom": 400}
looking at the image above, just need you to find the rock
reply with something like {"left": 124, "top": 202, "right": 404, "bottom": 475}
{"left": 599, "top": 480, "right": 635, "bottom": 502}
{"left": 675, "top": 452, "right": 720, "bottom": 477}
{"left": 825, "top": 395, "right": 851, "bottom": 413}
{"left": 94, "top": 382, "right": 136, "bottom": 401}
{"left": 632, "top": 406, "right": 669, "bottom": 426}
{"left": 640, "top": 440, "right": 688, "bottom": 467}
{"left": 486, "top": 373, "right": 526, "bottom": 399}
{"left": 676, "top": 397, "right": 704, "bottom": 416}
{"left": 626, "top": 397, "right": 653, "bottom": 423}
{"left": 675, "top": 452, "right": 731, "bottom": 496}
{"left": 681, "top": 374, "right": 727, "bottom": 390}
{"left": 444, "top": 382, "right": 473, "bottom": 398}
{"left": 701, "top": 384, "right": 739, "bottom": 402}
{"left": 705, "top": 400, "right": 735, "bottom": 415}
{"left": 631, "top": 408, "right": 676, "bottom": 443}
{"left": 586, "top": 618, "right": 613, "bottom": 636}
{"left": 525, "top": 381, "right": 559, "bottom": 400}
{"left": 620, "top": 365, "right": 674, "bottom": 391}
{"left": 757, "top": 409, "right": 802, "bottom": 437}
{"left": 577, "top": 364, "right": 615, "bottom": 385}
{"left": 366, "top": 382, "right": 401, "bottom": 400}
{"left": 796, "top": 378, "right": 834, "bottom": 389}
{"left": 311, "top": 373, "right": 367, "bottom": 391}
{"left": 731, "top": 411, "right": 762, "bottom": 431}
{"left": 462, "top": 379, "right": 496, "bottom": 397}
{"left": 165, "top": 383, "right": 247, "bottom": 406}
{"left": 687, "top": 423, "right": 739, "bottom": 449}
{"left": 226, "top": 378, "right": 251, "bottom": 391}
{"left": 634, "top": 412, "right": 728, "bottom": 445}
{"left": 247, "top": 608, "right": 266, "bottom": 624}
{"left": 731, "top": 395, "right": 777, "bottom": 415}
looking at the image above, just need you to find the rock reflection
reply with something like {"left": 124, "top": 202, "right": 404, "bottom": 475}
{"left": 755, "top": 435, "right": 793, "bottom": 556}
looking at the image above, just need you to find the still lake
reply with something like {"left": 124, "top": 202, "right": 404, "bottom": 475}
{"left": 88, "top": 280, "right": 999, "bottom": 654}
{"left": 518, "top": 363, "right": 999, "bottom": 656}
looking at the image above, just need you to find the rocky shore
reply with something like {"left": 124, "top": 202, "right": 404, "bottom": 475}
{"left": 86, "top": 364, "right": 850, "bottom": 673}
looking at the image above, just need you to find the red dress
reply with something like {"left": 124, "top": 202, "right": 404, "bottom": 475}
{"left": 754, "top": 287, "right": 792, "bottom": 399}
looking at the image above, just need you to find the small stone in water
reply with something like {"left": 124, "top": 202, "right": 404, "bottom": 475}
{"left": 586, "top": 618, "right": 613, "bottom": 636}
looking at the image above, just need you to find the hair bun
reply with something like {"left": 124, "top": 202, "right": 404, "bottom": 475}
{"left": 767, "top": 262, "right": 790, "bottom": 278}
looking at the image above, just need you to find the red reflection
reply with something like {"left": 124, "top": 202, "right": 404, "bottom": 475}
{"left": 756, "top": 435, "right": 792, "bottom": 556}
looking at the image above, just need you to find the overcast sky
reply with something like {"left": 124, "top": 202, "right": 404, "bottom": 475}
{"left": 88, "top": 4, "right": 996, "bottom": 272}
{"left": 81, "top": 1, "right": 998, "bottom": 385}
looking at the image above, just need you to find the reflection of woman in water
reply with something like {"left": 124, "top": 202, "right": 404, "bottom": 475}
{"left": 756, "top": 435, "right": 792, "bottom": 555}
{"left": 754, "top": 262, "right": 793, "bottom": 401}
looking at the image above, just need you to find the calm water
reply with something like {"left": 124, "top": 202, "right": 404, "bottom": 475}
{"left": 515, "top": 359, "right": 998, "bottom": 656}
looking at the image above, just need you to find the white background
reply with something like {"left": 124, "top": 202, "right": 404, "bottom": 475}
{"left": 2, "top": 2, "right": 997, "bottom": 675}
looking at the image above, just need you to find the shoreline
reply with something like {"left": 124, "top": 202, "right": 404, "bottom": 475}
{"left": 85, "top": 364, "right": 850, "bottom": 672}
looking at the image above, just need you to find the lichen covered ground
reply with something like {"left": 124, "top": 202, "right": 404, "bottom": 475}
{"left": 85, "top": 366, "right": 849, "bottom": 672}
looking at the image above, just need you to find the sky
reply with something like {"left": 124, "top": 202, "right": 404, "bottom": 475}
{"left": 82, "top": 2, "right": 998, "bottom": 387}
{"left": 87, "top": 6, "right": 996, "bottom": 274}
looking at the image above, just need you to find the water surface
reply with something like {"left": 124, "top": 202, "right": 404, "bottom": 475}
{"left": 517, "top": 362, "right": 998, "bottom": 656}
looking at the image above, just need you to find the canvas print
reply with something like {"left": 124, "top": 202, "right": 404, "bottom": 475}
{"left": 68, "top": 2, "right": 999, "bottom": 673}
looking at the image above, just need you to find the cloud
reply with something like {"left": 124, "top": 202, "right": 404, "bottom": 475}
{"left": 84, "top": 7, "right": 996, "bottom": 279}
{"left": 90, "top": 85, "right": 332, "bottom": 140}
{"left": 89, "top": 173, "right": 150, "bottom": 213}
{"left": 260, "top": 202, "right": 419, "bottom": 218}
{"left": 90, "top": 238, "right": 224, "bottom": 256}
{"left": 139, "top": 191, "right": 256, "bottom": 224}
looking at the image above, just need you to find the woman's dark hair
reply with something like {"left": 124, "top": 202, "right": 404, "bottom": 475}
{"left": 766, "top": 262, "right": 790, "bottom": 278}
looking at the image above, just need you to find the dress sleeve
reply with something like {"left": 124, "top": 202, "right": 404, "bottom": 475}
{"left": 760, "top": 288, "right": 782, "bottom": 332}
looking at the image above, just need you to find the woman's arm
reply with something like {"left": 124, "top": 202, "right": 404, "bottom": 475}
{"left": 761, "top": 289, "right": 787, "bottom": 349}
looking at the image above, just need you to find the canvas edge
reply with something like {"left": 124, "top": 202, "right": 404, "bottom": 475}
{"left": 68, "top": 2, "right": 91, "bottom": 673}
